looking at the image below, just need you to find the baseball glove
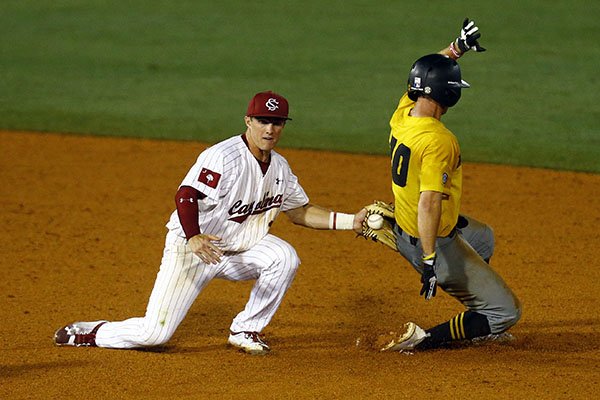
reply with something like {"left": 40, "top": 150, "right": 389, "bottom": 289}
{"left": 360, "top": 200, "right": 398, "bottom": 252}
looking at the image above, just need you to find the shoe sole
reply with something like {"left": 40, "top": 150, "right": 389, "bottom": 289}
{"left": 380, "top": 323, "right": 418, "bottom": 352}
{"left": 227, "top": 342, "right": 270, "bottom": 355}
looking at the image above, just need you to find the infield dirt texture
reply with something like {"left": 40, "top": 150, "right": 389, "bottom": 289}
{"left": 1, "top": 131, "right": 599, "bottom": 399}
{"left": 2, "top": 0, "right": 600, "bottom": 398}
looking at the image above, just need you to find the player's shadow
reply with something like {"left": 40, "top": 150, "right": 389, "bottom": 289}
{"left": 134, "top": 344, "right": 225, "bottom": 354}
{"left": 514, "top": 318, "right": 600, "bottom": 353}
{"left": 0, "top": 360, "right": 88, "bottom": 378}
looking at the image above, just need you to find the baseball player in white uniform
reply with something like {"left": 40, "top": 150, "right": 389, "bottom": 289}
{"left": 54, "top": 91, "right": 366, "bottom": 355}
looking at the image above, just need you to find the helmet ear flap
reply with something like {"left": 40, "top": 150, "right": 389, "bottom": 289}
{"left": 438, "top": 87, "right": 461, "bottom": 108}
{"left": 407, "top": 88, "right": 420, "bottom": 102}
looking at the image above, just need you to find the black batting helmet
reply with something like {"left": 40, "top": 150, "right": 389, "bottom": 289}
{"left": 407, "top": 54, "right": 470, "bottom": 107}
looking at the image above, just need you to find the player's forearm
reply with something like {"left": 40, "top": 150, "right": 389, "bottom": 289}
{"left": 418, "top": 191, "right": 443, "bottom": 256}
{"left": 285, "top": 204, "right": 331, "bottom": 229}
{"left": 285, "top": 204, "right": 358, "bottom": 230}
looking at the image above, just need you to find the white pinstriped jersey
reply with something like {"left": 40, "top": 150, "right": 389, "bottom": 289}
{"left": 166, "top": 135, "right": 309, "bottom": 252}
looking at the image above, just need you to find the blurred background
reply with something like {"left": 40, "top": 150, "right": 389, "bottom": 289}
{"left": 1, "top": 0, "right": 598, "bottom": 172}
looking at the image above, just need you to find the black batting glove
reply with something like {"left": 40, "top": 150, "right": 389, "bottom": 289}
{"left": 420, "top": 253, "right": 438, "bottom": 300}
{"left": 455, "top": 18, "right": 486, "bottom": 53}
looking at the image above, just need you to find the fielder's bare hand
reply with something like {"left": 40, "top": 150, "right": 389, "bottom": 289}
{"left": 353, "top": 208, "right": 368, "bottom": 234}
{"left": 188, "top": 234, "right": 223, "bottom": 264}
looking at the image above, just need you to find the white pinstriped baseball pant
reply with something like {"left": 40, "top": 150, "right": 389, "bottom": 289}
{"left": 95, "top": 232, "right": 300, "bottom": 348}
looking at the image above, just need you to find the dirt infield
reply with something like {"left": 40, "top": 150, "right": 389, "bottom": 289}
{"left": 1, "top": 130, "right": 599, "bottom": 399}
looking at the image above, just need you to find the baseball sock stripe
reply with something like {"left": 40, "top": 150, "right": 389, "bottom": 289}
{"left": 450, "top": 316, "right": 457, "bottom": 340}
{"left": 450, "top": 313, "right": 466, "bottom": 340}
{"left": 458, "top": 312, "right": 466, "bottom": 339}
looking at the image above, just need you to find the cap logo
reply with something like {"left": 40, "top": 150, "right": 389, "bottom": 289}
{"left": 265, "top": 98, "right": 280, "bottom": 111}
{"left": 414, "top": 77, "right": 421, "bottom": 88}
{"left": 424, "top": 87, "right": 432, "bottom": 94}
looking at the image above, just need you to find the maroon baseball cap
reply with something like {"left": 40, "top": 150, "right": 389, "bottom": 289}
{"left": 246, "top": 91, "right": 291, "bottom": 120}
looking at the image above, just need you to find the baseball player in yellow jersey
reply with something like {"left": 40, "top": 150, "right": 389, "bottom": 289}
{"left": 380, "top": 19, "right": 521, "bottom": 352}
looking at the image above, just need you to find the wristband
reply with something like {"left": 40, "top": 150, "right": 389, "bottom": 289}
{"left": 328, "top": 212, "right": 355, "bottom": 230}
{"left": 422, "top": 252, "right": 436, "bottom": 261}
{"left": 449, "top": 41, "right": 462, "bottom": 58}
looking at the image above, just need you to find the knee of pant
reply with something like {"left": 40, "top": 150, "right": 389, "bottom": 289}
{"left": 285, "top": 247, "right": 301, "bottom": 273}
{"left": 497, "top": 302, "right": 522, "bottom": 332}
{"left": 273, "top": 245, "right": 300, "bottom": 276}
{"left": 137, "top": 327, "right": 174, "bottom": 347}
{"left": 510, "top": 301, "right": 522, "bottom": 327}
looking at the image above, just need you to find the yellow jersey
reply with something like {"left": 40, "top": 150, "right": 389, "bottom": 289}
{"left": 389, "top": 93, "right": 462, "bottom": 237}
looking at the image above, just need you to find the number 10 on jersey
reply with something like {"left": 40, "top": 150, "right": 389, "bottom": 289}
{"left": 390, "top": 137, "right": 411, "bottom": 188}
